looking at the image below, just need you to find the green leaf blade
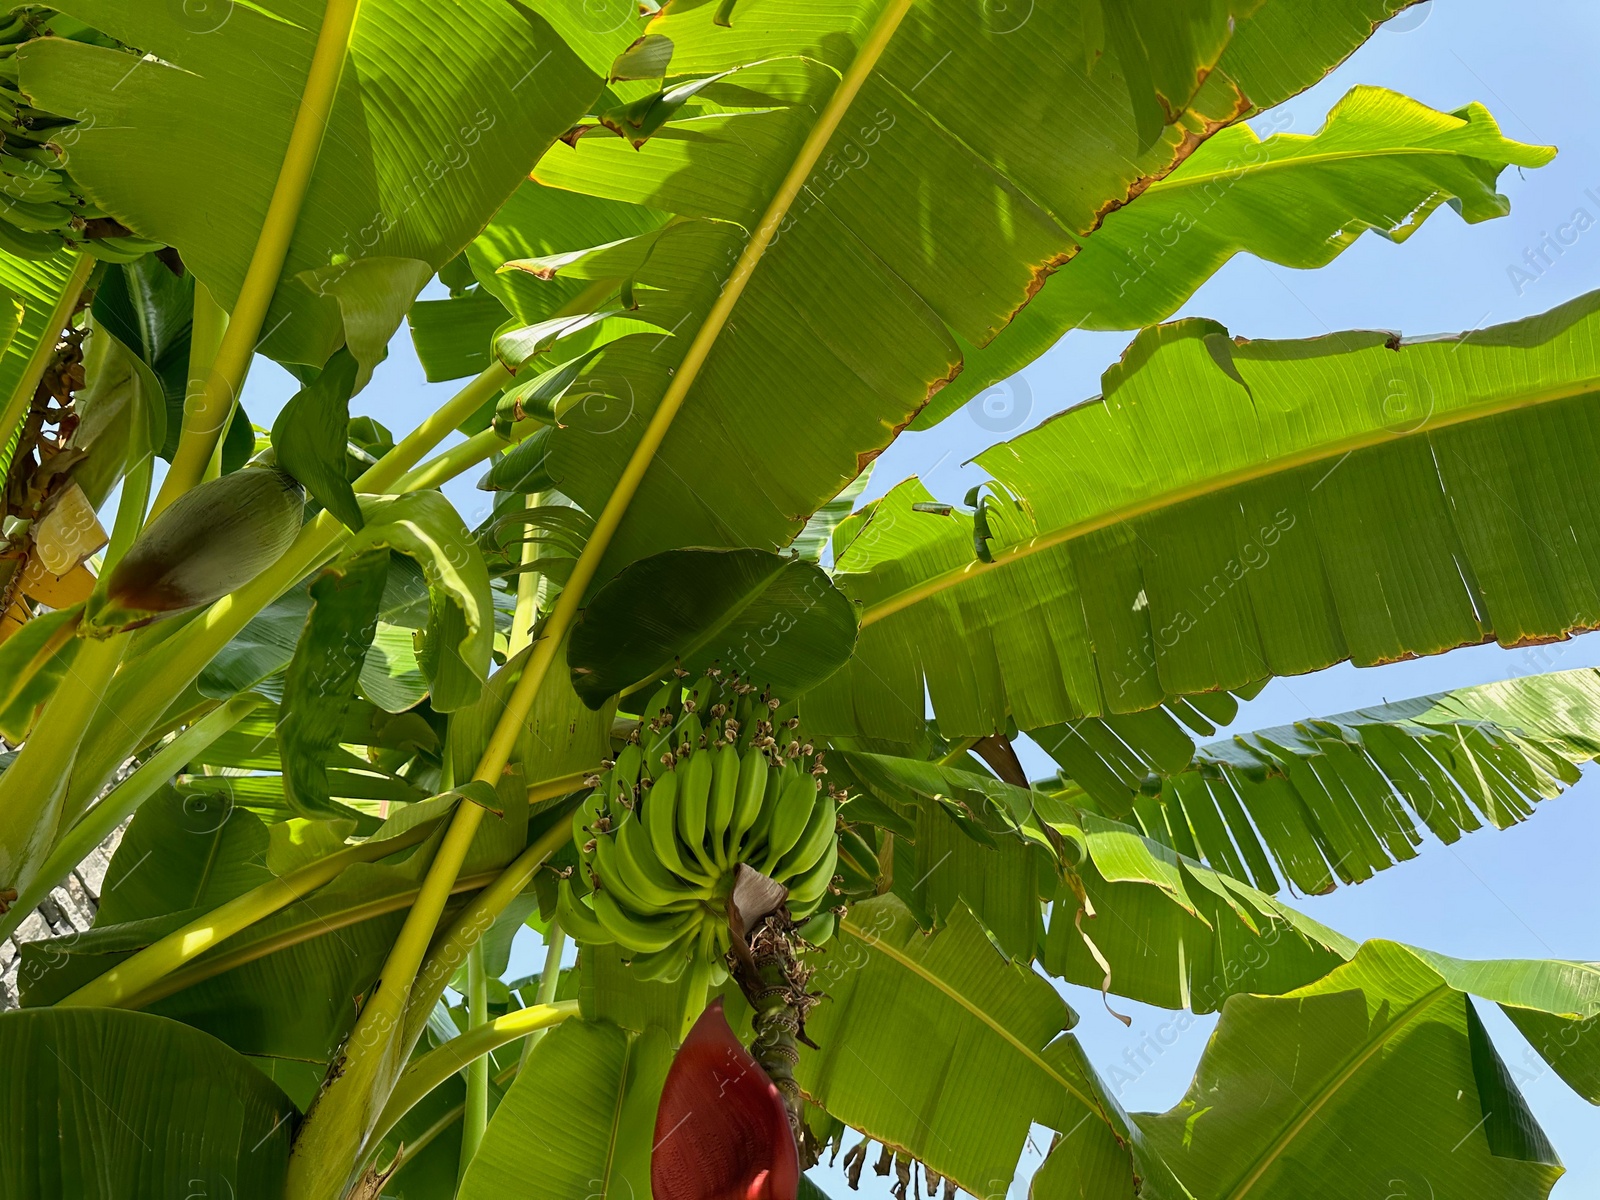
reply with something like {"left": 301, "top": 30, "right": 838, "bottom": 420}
{"left": 458, "top": 1018, "right": 670, "bottom": 1200}
{"left": 0, "top": 1007, "right": 296, "bottom": 1199}
{"left": 278, "top": 548, "right": 390, "bottom": 820}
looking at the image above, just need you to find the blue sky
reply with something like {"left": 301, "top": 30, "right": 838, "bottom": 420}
{"left": 235, "top": 1, "right": 1600, "bottom": 1193}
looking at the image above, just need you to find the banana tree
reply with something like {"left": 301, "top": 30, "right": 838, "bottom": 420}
{"left": 0, "top": 2, "right": 1594, "bottom": 1200}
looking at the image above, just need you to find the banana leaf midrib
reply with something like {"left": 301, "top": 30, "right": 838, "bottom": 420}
{"left": 859, "top": 372, "right": 1600, "bottom": 627}
{"left": 530, "top": 0, "right": 918, "bottom": 623}
{"left": 1147, "top": 142, "right": 1517, "bottom": 194}
{"left": 600, "top": 1031, "right": 636, "bottom": 1200}
{"left": 188, "top": 815, "right": 234, "bottom": 912}
{"left": 838, "top": 912, "right": 1108, "bottom": 1123}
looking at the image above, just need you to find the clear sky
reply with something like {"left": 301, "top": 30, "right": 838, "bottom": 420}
{"left": 235, "top": 1, "right": 1600, "bottom": 1193}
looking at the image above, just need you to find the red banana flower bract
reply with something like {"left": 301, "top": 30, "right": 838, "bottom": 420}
{"left": 652, "top": 998, "right": 799, "bottom": 1200}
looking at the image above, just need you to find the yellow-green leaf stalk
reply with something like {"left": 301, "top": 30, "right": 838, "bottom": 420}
{"left": 370, "top": 1001, "right": 578, "bottom": 1155}
{"left": 58, "top": 817, "right": 441, "bottom": 1008}
{"left": 460, "top": 943, "right": 491, "bottom": 1178}
{"left": 521, "top": 920, "right": 566, "bottom": 1066}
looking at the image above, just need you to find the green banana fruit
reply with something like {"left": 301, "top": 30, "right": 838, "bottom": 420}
{"left": 784, "top": 838, "right": 838, "bottom": 913}
{"left": 557, "top": 883, "right": 613, "bottom": 946}
{"left": 645, "top": 771, "right": 711, "bottom": 885}
{"left": 613, "top": 742, "right": 643, "bottom": 787}
{"left": 772, "top": 789, "right": 836, "bottom": 881}
{"left": 593, "top": 887, "right": 696, "bottom": 953}
{"left": 706, "top": 742, "right": 740, "bottom": 866}
{"left": 612, "top": 814, "right": 709, "bottom": 910}
{"left": 745, "top": 760, "right": 785, "bottom": 853}
{"left": 629, "top": 933, "right": 697, "bottom": 983}
{"left": 572, "top": 788, "right": 612, "bottom": 880}
{"left": 593, "top": 828, "right": 670, "bottom": 915}
{"left": 563, "top": 673, "right": 847, "bottom": 989}
{"left": 727, "top": 746, "right": 768, "bottom": 856}
{"left": 759, "top": 770, "right": 820, "bottom": 873}
{"left": 797, "top": 909, "right": 836, "bottom": 946}
{"left": 676, "top": 748, "right": 717, "bottom": 875}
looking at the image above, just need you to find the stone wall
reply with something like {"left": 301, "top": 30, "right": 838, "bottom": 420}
{"left": 0, "top": 825, "right": 124, "bottom": 1008}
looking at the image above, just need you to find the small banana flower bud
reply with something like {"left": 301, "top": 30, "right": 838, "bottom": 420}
{"left": 91, "top": 467, "right": 303, "bottom": 633}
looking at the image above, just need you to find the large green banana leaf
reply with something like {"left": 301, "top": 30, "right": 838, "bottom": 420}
{"left": 1411, "top": 948, "right": 1600, "bottom": 1107}
{"left": 1043, "top": 845, "right": 1599, "bottom": 1107}
{"left": 1041, "top": 832, "right": 1355, "bottom": 1018}
{"left": 0, "top": 1007, "right": 296, "bottom": 1199}
{"left": 447, "top": 0, "right": 1413, "bottom": 588}
{"left": 1036, "top": 667, "right": 1600, "bottom": 893}
{"left": 457, "top": 1018, "right": 670, "bottom": 1200}
{"left": 920, "top": 86, "right": 1555, "bottom": 427}
{"left": 836, "top": 720, "right": 1600, "bottom": 1083}
{"left": 1132, "top": 941, "right": 1596, "bottom": 1199}
{"left": 93, "top": 788, "right": 273, "bottom": 924}
{"left": 566, "top": 546, "right": 860, "bottom": 707}
{"left": 805, "top": 903, "right": 1594, "bottom": 1200}
{"left": 801, "top": 894, "right": 1182, "bottom": 1198}
{"left": 910, "top": 0, "right": 1445, "bottom": 430}
{"left": 20, "top": 1, "right": 600, "bottom": 369}
{"left": 811, "top": 291, "right": 1600, "bottom": 741}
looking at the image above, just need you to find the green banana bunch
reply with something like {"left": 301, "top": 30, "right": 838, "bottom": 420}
{"left": 559, "top": 675, "right": 844, "bottom": 984}
{"left": 0, "top": 8, "right": 164, "bottom": 261}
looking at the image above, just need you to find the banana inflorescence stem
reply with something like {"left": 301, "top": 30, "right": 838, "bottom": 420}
{"left": 736, "top": 914, "right": 816, "bottom": 1148}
